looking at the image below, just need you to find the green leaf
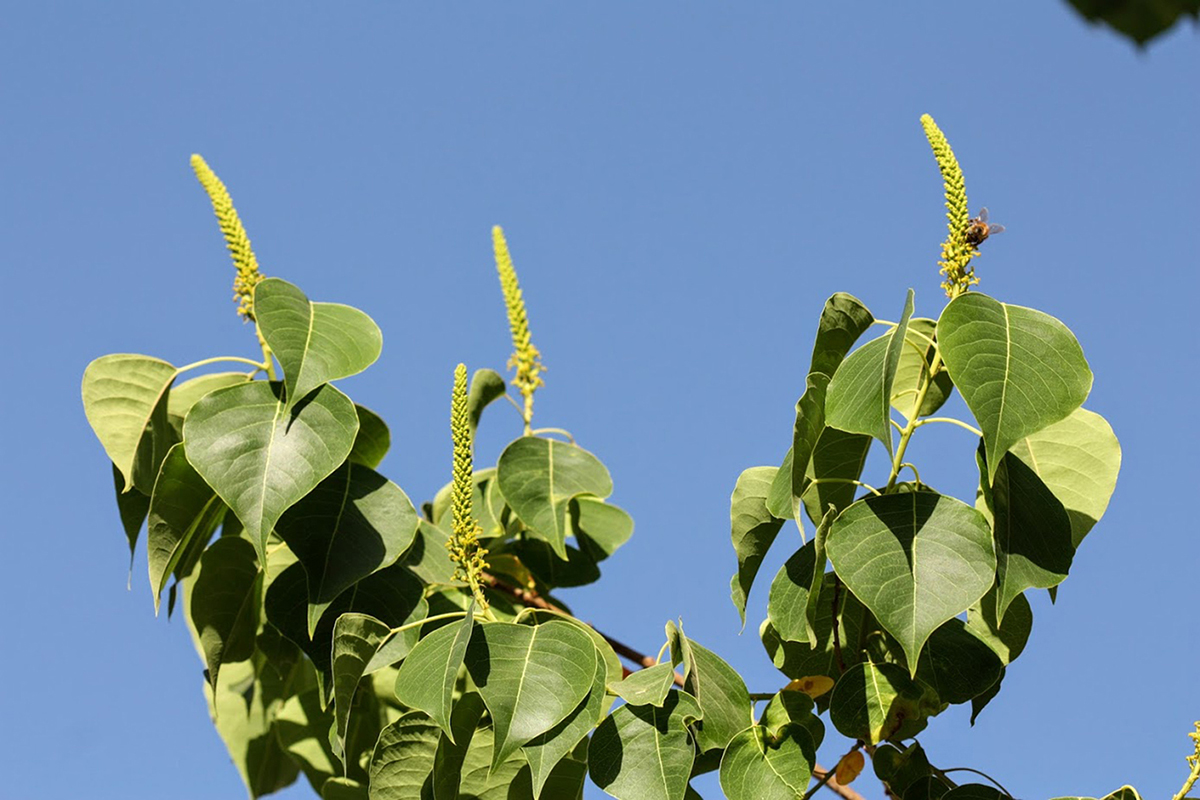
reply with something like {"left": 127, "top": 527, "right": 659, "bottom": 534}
{"left": 825, "top": 289, "right": 914, "bottom": 455}
{"left": 468, "top": 368, "right": 507, "bottom": 434}
{"left": 978, "top": 444, "right": 1074, "bottom": 624}
{"left": 758, "top": 690, "right": 824, "bottom": 750}
{"left": 403, "top": 520, "right": 458, "bottom": 585}
{"left": 147, "top": 443, "right": 225, "bottom": 612}
{"left": 612, "top": 662, "right": 677, "bottom": 707}
{"left": 187, "top": 536, "right": 262, "bottom": 692}
{"left": 514, "top": 539, "right": 601, "bottom": 589}
{"left": 828, "top": 661, "right": 938, "bottom": 744}
{"left": 942, "top": 786, "right": 1005, "bottom": 800}
{"left": 766, "top": 449, "right": 794, "bottom": 520}
{"left": 825, "top": 492, "right": 996, "bottom": 672}
{"left": 670, "top": 628, "right": 753, "bottom": 752}
{"left": 788, "top": 372, "right": 831, "bottom": 528}
{"left": 1008, "top": 407, "right": 1120, "bottom": 548}
{"left": 966, "top": 588, "right": 1032, "bottom": 665}
{"left": 1050, "top": 787, "right": 1146, "bottom": 800}
{"left": 767, "top": 542, "right": 817, "bottom": 645}
{"left": 890, "top": 318, "right": 953, "bottom": 421}
{"left": 275, "top": 461, "right": 419, "bottom": 634}
{"left": 729, "top": 466, "right": 785, "bottom": 625}
{"left": 464, "top": 619, "right": 597, "bottom": 769}
{"left": 183, "top": 380, "right": 358, "bottom": 565}
{"left": 1065, "top": 0, "right": 1198, "bottom": 45}
{"left": 915, "top": 619, "right": 1003, "bottom": 706}
{"left": 82, "top": 354, "right": 177, "bottom": 493}
{"left": 496, "top": 437, "right": 613, "bottom": 559}
{"left": 349, "top": 404, "right": 390, "bottom": 469}
{"left": 588, "top": 691, "right": 703, "bottom": 800}
{"left": 718, "top": 724, "right": 815, "bottom": 800}
{"left": 432, "top": 691, "right": 486, "bottom": 800}
{"left": 872, "top": 742, "right": 932, "bottom": 796}
{"left": 800, "top": 427, "right": 872, "bottom": 527}
{"left": 522, "top": 655, "right": 608, "bottom": 798}
{"left": 112, "top": 464, "right": 150, "bottom": 573}
{"left": 969, "top": 668, "right": 1004, "bottom": 725}
{"left": 571, "top": 496, "right": 634, "bottom": 561}
{"left": 455, "top": 724, "right": 537, "bottom": 799}
{"left": 904, "top": 776, "right": 953, "bottom": 799}
{"left": 393, "top": 604, "right": 475, "bottom": 740}
{"left": 167, "top": 372, "right": 250, "bottom": 435}
{"left": 368, "top": 710, "right": 441, "bottom": 799}
{"left": 331, "top": 613, "right": 393, "bottom": 757}
{"left": 322, "top": 778, "right": 368, "bottom": 800}
{"left": 276, "top": 685, "right": 339, "bottom": 792}
{"left": 253, "top": 277, "right": 382, "bottom": 411}
{"left": 809, "top": 292, "right": 875, "bottom": 378}
{"left": 938, "top": 293, "right": 1092, "bottom": 482}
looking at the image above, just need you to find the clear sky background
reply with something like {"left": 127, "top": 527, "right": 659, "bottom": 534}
{"left": 2, "top": 4, "right": 1197, "bottom": 799}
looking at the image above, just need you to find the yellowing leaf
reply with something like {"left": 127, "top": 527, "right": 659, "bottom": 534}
{"left": 785, "top": 676, "right": 834, "bottom": 699}
{"left": 835, "top": 751, "right": 865, "bottom": 785}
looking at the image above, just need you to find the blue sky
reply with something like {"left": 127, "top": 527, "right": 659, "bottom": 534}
{"left": 2, "top": 4, "right": 1197, "bottom": 799}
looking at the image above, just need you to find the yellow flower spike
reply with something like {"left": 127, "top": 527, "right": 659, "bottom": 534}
{"left": 920, "top": 115, "right": 978, "bottom": 298}
{"left": 190, "top": 154, "right": 265, "bottom": 321}
{"left": 448, "top": 363, "right": 491, "bottom": 613}
{"left": 493, "top": 226, "right": 545, "bottom": 435}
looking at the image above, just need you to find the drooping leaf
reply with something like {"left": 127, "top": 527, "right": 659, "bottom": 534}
{"left": 718, "top": 724, "right": 816, "bottom": 800}
{"left": 809, "top": 292, "right": 875, "bottom": 378}
{"left": 393, "top": 604, "right": 475, "bottom": 740}
{"left": 828, "top": 661, "right": 939, "bottom": 744}
{"left": 767, "top": 542, "right": 817, "bottom": 645}
{"left": 147, "top": 442, "right": 225, "bottom": 611}
{"left": 766, "top": 449, "right": 795, "bottom": 520}
{"left": 367, "top": 710, "right": 441, "bottom": 799}
{"left": 966, "top": 588, "right": 1032, "bottom": 665}
{"left": 969, "top": 668, "right": 1004, "bottom": 726}
{"left": 331, "top": 613, "right": 393, "bottom": 757}
{"left": 915, "top": 619, "right": 1004, "bottom": 706}
{"left": 977, "top": 445, "right": 1074, "bottom": 624}
{"left": 274, "top": 461, "right": 419, "bottom": 634}
{"left": 938, "top": 293, "right": 1092, "bottom": 482}
{"left": 730, "top": 466, "right": 785, "bottom": 625}
{"left": 571, "top": 496, "right": 634, "bottom": 561}
{"left": 167, "top": 372, "right": 250, "bottom": 435}
{"left": 588, "top": 691, "right": 703, "bottom": 800}
{"left": 825, "top": 492, "right": 996, "bottom": 672}
{"left": 188, "top": 536, "right": 262, "bottom": 692}
{"left": 468, "top": 368, "right": 507, "bottom": 434}
{"left": 522, "top": 655, "right": 608, "bottom": 798}
{"left": 112, "top": 464, "right": 150, "bottom": 571}
{"left": 1065, "top": 0, "right": 1198, "bottom": 45}
{"left": 349, "top": 404, "right": 390, "bottom": 469}
{"left": 670, "top": 628, "right": 753, "bottom": 752}
{"left": 1008, "top": 407, "right": 1120, "bottom": 548}
{"left": 788, "top": 372, "right": 832, "bottom": 528}
{"left": 464, "top": 619, "right": 597, "bottom": 769}
{"left": 825, "top": 289, "right": 914, "bottom": 455}
{"left": 253, "top": 277, "right": 382, "bottom": 411}
{"left": 183, "top": 380, "right": 358, "bottom": 565}
{"left": 800, "top": 427, "right": 872, "bottom": 527}
{"left": 363, "top": 598, "right": 430, "bottom": 674}
{"left": 431, "top": 691, "right": 486, "bottom": 800}
{"left": 758, "top": 690, "right": 825, "bottom": 750}
{"left": 612, "top": 662, "right": 677, "bottom": 707}
{"left": 82, "top": 354, "right": 177, "bottom": 493}
{"left": 890, "top": 318, "right": 953, "bottom": 421}
{"left": 496, "top": 437, "right": 613, "bottom": 559}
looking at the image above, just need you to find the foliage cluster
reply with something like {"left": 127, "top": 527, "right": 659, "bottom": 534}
{"left": 81, "top": 120, "right": 1196, "bottom": 800}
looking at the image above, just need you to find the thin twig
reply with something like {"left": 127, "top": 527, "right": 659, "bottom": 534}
{"left": 831, "top": 576, "right": 846, "bottom": 674}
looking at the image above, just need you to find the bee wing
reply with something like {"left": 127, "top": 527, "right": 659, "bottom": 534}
{"left": 987, "top": 224, "right": 1005, "bottom": 235}
{"left": 977, "top": 207, "right": 989, "bottom": 222}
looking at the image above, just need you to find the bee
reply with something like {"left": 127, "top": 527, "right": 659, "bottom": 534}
{"left": 964, "top": 207, "right": 1005, "bottom": 246}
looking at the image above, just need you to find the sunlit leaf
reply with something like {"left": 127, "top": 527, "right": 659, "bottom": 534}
{"left": 613, "top": 663, "right": 677, "bottom": 707}
{"left": 349, "top": 404, "right": 390, "bottom": 469}
{"left": 800, "top": 427, "right": 872, "bottom": 528}
{"left": 828, "top": 661, "right": 939, "bottom": 744}
{"left": 809, "top": 292, "right": 875, "bottom": 378}
{"left": 572, "top": 496, "right": 634, "bottom": 561}
{"left": 187, "top": 536, "right": 262, "bottom": 692}
{"left": 148, "top": 443, "right": 225, "bottom": 612}
{"left": 788, "top": 372, "right": 832, "bottom": 527}
{"left": 890, "top": 318, "right": 953, "bottom": 421}
{"left": 167, "top": 372, "right": 250, "bottom": 435}
{"left": 468, "top": 368, "right": 507, "bottom": 434}
{"left": 367, "top": 710, "right": 441, "bottom": 799}
{"left": 730, "top": 466, "right": 785, "bottom": 625}
{"left": 331, "top": 613, "right": 392, "bottom": 757}
{"left": 588, "top": 691, "right": 703, "bottom": 800}
{"left": 758, "top": 690, "right": 824, "bottom": 749}
{"left": 393, "top": 604, "right": 475, "bottom": 740}
{"left": 523, "top": 656, "right": 607, "bottom": 798}
{"left": 669, "top": 626, "right": 753, "bottom": 752}
{"left": 718, "top": 724, "right": 815, "bottom": 800}
{"left": 835, "top": 750, "right": 866, "bottom": 785}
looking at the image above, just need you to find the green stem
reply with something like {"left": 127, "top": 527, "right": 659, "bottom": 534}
{"left": 530, "top": 427, "right": 575, "bottom": 443}
{"left": 175, "top": 355, "right": 270, "bottom": 374}
{"left": 388, "top": 610, "right": 470, "bottom": 635}
{"left": 255, "top": 327, "right": 277, "bottom": 380}
{"left": 885, "top": 348, "right": 944, "bottom": 492}
{"left": 803, "top": 477, "right": 882, "bottom": 497}
{"left": 915, "top": 416, "right": 983, "bottom": 437}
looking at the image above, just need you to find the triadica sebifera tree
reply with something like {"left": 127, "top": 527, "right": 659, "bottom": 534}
{"left": 81, "top": 117, "right": 1200, "bottom": 800}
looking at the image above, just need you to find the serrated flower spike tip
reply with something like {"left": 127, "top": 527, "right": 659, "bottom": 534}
{"left": 190, "top": 154, "right": 265, "bottom": 320}
{"left": 448, "top": 363, "right": 490, "bottom": 609}
{"left": 493, "top": 226, "right": 545, "bottom": 434}
{"left": 920, "top": 115, "right": 979, "bottom": 298}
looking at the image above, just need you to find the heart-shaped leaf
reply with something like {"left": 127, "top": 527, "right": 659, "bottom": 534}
{"left": 890, "top": 318, "right": 953, "bottom": 421}
{"left": 767, "top": 541, "right": 818, "bottom": 645}
{"left": 571, "top": 496, "right": 634, "bottom": 561}
{"left": 468, "top": 368, "right": 507, "bottom": 434}
{"left": 829, "top": 661, "right": 939, "bottom": 744}
{"left": 167, "top": 372, "right": 250, "bottom": 435}
{"left": 187, "top": 536, "right": 262, "bottom": 692}
{"left": 669, "top": 625, "right": 753, "bottom": 752}
{"left": 82, "top": 354, "right": 178, "bottom": 493}
{"left": 275, "top": 461, "right": 418, "bottom": 634}
{"left": 938, "top": 293, "right": 1092, "bottom": 482}
{"left": 147, "top": 443, "right": 226, "bottom": 612}
{"left": 588, "top": 691, "right": 703, "bottom": 800}
{"left": 393, "top": 605, "right": 476, "bottom": 740}
{"left": 612, "top": 663, "right": 677, "bottom": 707}
{"left": 826, "top": 289, "right": 914, "bottom": 455}
{"left": 522, "top": 655, "right": 608, "bottom": 798}
{"left": 826, "top": 492, "right": 996, "bottom": 671}
{"left": 1008, "top": 407, "right": 1120, "bottom": 548}
{"left": 730, "top": 466, "right": 785, "bottom": 625}
{"left": 253, "top": 278, "right": 382, "bottom": 410}
{"left": 183, "top": 380, "right": 358, "bottom": 564}
{"left": 809, "top": 292, "right": 875, "bottom": 378}
{"left": 496, "top": 437, "right": 612, "bottom": 559}
{"left": 348, "top": 404, "right": 390, "bottom": 469}
{"left": 758, "top": 690, "right": 824, "bottom": 749}
{"left": 915, "top": 619, "right": 1003, "bottom": 706}
{"left": 718, "top": 724, "right": 816, "bottom": 800}
{"left": 966, "top": 588, "right": 1032, "bottom": 665}
{"left": 331, "top": 613, "right": 392, "bottom": 758}
{"left": 464, "top": 619, "right": 597, "bottom": 769}
{"left": 367, "top": 710, "right": 441, "bottom": 798}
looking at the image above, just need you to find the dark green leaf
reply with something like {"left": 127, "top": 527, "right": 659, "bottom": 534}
{"left": 523, "top": 655, "right": 608, "bottom": 798}
{"left": 942, "top": 786, "right": 1005, "bottom": 800}
{"left": 766, "top": 448, "right": 794, "bottom": 520}
{"left": 167, "top": 372, "right": 250, "bottom": 435}
{"left": 464, "top": 618, "right": 597, "bottom": 769}
{"left": 253, "top": 277, "right": 382, "bottom": 411}
{"left": 718, "top": 724, "right": 815, "bottom": 800}
{"left": 826, "top": 492, "right": 996, "bottom": 672}
{"left": 393, "top": 604, "right": 475, "bottom": 740}
{"left": 1065, "top": 0, "right": 1198, "bottom": 45}
{"left": 767, "top": 542, "right": 817, "bottom": 645}
{"left": 758, "top": 690, "right": 824, "bottom": 750}
{"left": 969, "top": 668, "right": 1004, "bottom": 726}
{"left": 468, "top": 368, "right": 507, "bottom": 434}
{"left": 368, "top": 710, "right": 440, "bottom": 799}
{"left": 188, "top": 536, "right": 262, "bottom": 692}
{"left": 275, "top": 461, "right": 419, "bottom": 634}
{"left": 729, "top": 466, "right": 785, "bottom": 625}
{"left": 809, "top": 292, "right": 875, "bottom": 378}
{"left": 873, "top": 741, "right": 932, "bottom": 796}
{"left": 402, "top": 520, "right": 458, "bottom": 585}
{"left": 183, "top": 380, "right": 358, "bottom": 565}
{"left": 904, "top": 776, "right": 952, "bottom": 799}
{"left": 670, "top": 627, "right": 753, "bottom": 752}
{"left": 826, "top": 289, "right": 914, "bottom": 455}
{"left": 322, "top": 778, "right": 368, "bottom": 800}
{"left": 349, "top": 404, "right": 390, "bottom": 469}
{"left": 938, "top": 293, "right": 1092, "bottom": 483}
{"left": 514, "top": 539, "right": 601, "bottom": 588}
{"left": 112, "top": 463, "right": 150, "bottom": 572}
{"left": 148, "top": 443, "right": 225, "bottom": 612}
{"left": 789, "top": 372, "right": 832, "bottom": 526}
{"left": 588, "top": 691, "right": 703, "bottom": 800}
{"left": 915, "top": 619, "right": 1003, "bottom": 706}
{"left": 331, "top": 613, "right": 392, "bottom": 756}
{"left": 571, "top": 496, "right": 634, "bottom": 561}
{"left": 829, "top": 661, "right": 939, "bottom": 744}
{"left": 432, "top": 691, "right": 486, "bottom": 800}
{"left": 966, "top": 589, "right": 1032, "bottom": 665}
{"left": 800, "top": 427, "right": 872, "bottom": 527}
{"left": 497, "top": 437, "right": 613, "bottom": 559}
